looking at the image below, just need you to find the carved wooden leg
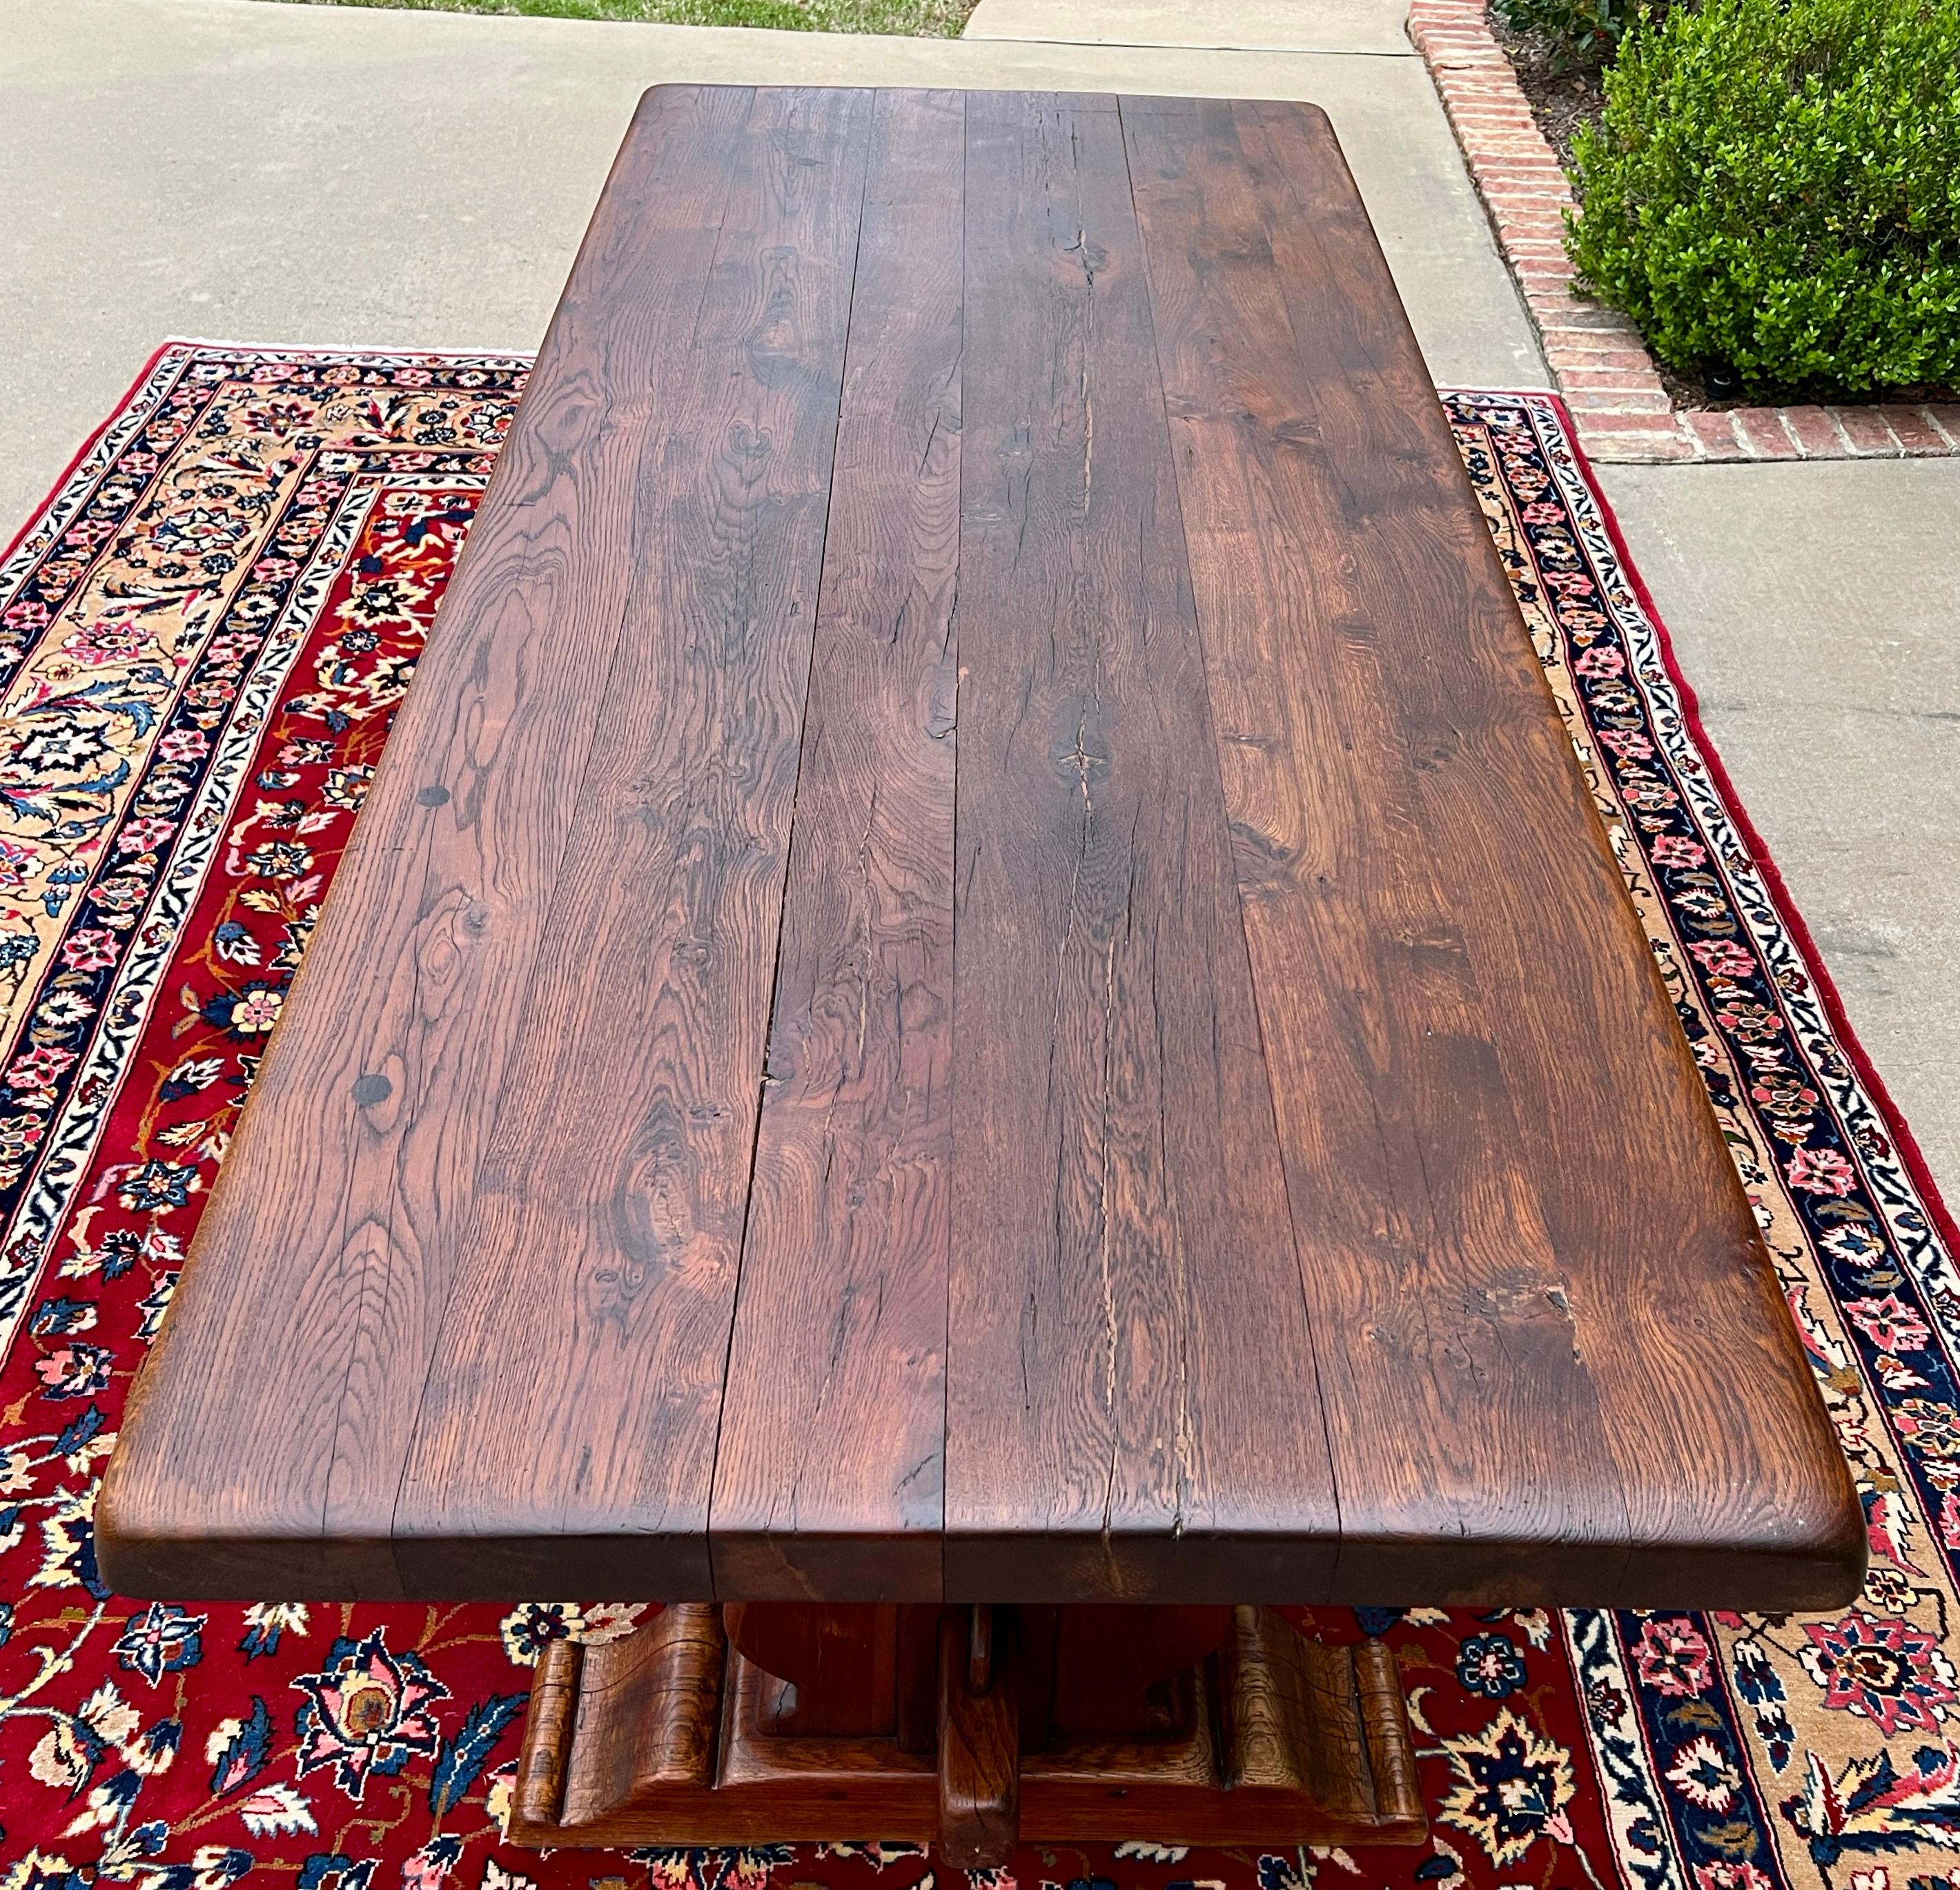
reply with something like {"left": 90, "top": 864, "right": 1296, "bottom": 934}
{"left": 508, "top": 1602, "right": 1427, "bottom": 1856}
{"left": 938, "top": 1607, "right": 1019, "bottom": 1867}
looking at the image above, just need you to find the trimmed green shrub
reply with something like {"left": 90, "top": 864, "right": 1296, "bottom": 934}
{"left": 1566, "top": 0, "right": 1960, "bottom": 397}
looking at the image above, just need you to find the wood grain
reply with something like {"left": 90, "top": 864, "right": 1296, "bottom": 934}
{"left": 938, "top": 1608, "right": 1019, "bottom": 1867}
{"left": 1355, "top": 1637, "right": 1423, "bottom": 1825}
{"left": 942, "top": 88, "right": 1340, "bottom": 1605}
{"left": 512, "top": 1639, "right": 582, "bottom": 1831}
{"left": 97, "top": 84, "right": 765, "bottom": 1600}
{"left": 1120, "top": 95, "right": 1618, "bottom": 1597}
{"left": 1206, "top": 1607, "right": 1424, "bottom": 1842}
{"left": 1273, "top": 104, "right": 1854, "bottom": 1604}
{"left": 509, "top": 1601, "right": 1424, "bottom": 1854}
{"left": 101, "top": 86, "right": 1863, "bottom": 1619}
{"left": 1119, "top": 95, "right": 1861, "bottom": 1606}
{"left": 558, "top": 1604, "right": 728, "bottom": 1826}
{"left": 709, "top": 89, "right": 964, "bottom": 1604}
{"left": 386, "top": 86, "right": 874, "bottom": 1599}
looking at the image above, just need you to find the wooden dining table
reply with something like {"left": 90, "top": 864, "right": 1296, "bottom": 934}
{"left": 99, "top": 85, "right": 1863, "bottom": 1867}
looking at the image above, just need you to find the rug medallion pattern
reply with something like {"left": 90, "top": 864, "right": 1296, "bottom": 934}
{"left": 0, "top": 347, "right": 1943, "bottom": 1890}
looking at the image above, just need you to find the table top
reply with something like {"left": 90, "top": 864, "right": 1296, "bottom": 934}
{"left": 99, "top": 85, "right": 1862, "bottom": 1613}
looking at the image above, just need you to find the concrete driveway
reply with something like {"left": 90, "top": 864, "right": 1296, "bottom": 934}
{"left": 3, "top": 0, "right": 1954, "bottom": 1205}
{"left": 0, "top": 0, "right": 1540, "bottom": 529}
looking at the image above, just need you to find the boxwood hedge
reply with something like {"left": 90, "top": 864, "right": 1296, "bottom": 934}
{"left": 1566, "top": 0, "right": 1960, "bottom": 398}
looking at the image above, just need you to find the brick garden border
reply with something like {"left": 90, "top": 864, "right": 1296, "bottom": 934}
{"left": 1407, "top": 0, "right": 1960, "bottom": 463}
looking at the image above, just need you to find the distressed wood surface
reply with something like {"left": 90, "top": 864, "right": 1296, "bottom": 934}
{"left": 942, "top": 90, "right": 1340, "bottom": 1605}
{"left": 1118, "top": 97, "right": 1861, "bottom": 1606}
{"left": 388, "top": 85, "right": 874, "bottom": 1601}
{"left": 98, "top": 84, "right": 767, "bottom": 1601}
{"left": 99, "top": 86, "right": 1863, "bottom": 1614}
{"left": 709, "top": 89, "right": 965, "bottom": 1604}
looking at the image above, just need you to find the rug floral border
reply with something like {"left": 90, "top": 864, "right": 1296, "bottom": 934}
{"left": 1408, "top": 0, "right": 1960, "bottom": 465}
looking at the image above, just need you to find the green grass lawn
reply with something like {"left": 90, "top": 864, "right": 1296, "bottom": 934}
{"left": 259, "top": 0, "right": 976, "bottom": 32}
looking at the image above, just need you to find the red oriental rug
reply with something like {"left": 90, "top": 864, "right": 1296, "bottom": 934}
{"left": 0, "top": 343, "right": 1947, "bottom": 1890}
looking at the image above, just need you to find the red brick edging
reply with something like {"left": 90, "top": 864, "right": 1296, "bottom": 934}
{"left": 1407, "top": 0, "right": 1960, "bottom": 463}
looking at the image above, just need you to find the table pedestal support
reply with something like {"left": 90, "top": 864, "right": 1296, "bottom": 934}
{"left": 509, "top": 1604, "right": 1426, "bottom": 1864}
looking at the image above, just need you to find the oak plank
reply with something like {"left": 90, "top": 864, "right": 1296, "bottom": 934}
{"left": 1121, "top": 95, "right": 1859, "bottom": 1606}
{"left": 387, "top": 86, "right": 875, "bottom": 1599}
{"left": 708, "top": 90, "right": 965, "bottom": 1604}
{"left": 1120, "top": 95, "right": 1620, "bottom": 1600}
{"left": 942, "top": 90, "right": 1340, "bottom": 1604}
{"left": 97, "top": 84, "right": 762, "bottom": 1601}
{"left": 1251, "top": 97, "right": 1856, "bottom": 1604}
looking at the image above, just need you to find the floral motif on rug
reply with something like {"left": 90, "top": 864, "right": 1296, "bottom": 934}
{"left": 0, "top": 346, "right": 1943, "bottom": 1890}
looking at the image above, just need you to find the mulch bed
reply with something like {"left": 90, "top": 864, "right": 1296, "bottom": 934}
{"left": 1484, "top": 10, "right": 1604, "bottom": 173}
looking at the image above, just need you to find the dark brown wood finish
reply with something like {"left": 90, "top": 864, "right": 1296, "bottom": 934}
{"left": 506, "top": 1603, "right": 1428, "bottom": 1860}
{"left": 938, "top": 1608, "right": 1019, "bottom": 1867}
{"left": 1121, "top": 95, "right": 1618, "bottom": 1595}
{"left": 709, "top": 89, "right": 965, "bottom": 1603}
{"left": 724, "top": 1604, "right": 902, "bottom": 1735}
{"left": 1119, "top": 95, "right": 1861, "bottom": 1605}
{"left": 99, "top": 86, "right": 1862, "bottom": 1620}
{"left": 943, "top": 88, "right": 1342, "bottom": 1606}
{"left": 389, "top": 85, "right": 874, "bottom": 1599}
{"left": 97, "top": 84, "right": 768, "bottom": 1601}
